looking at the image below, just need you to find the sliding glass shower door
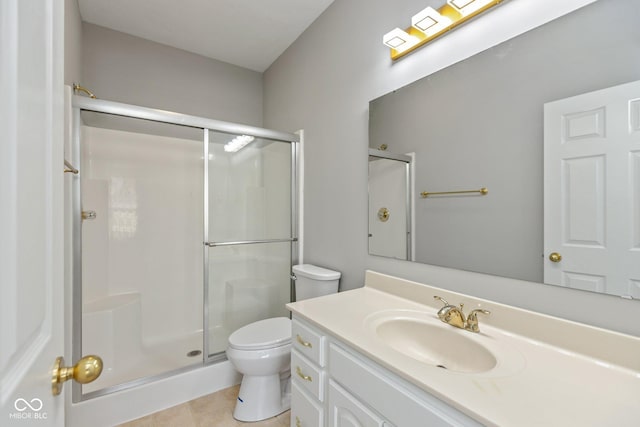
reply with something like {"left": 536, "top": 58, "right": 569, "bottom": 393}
{"left": 71, "top": 95, "right": 299, "bottom": 401}
{"left": 205, "top": 130, "right": 295, "bottom": 358}
{"left": 78, "top": 112, "right": 205, "bottom": 395}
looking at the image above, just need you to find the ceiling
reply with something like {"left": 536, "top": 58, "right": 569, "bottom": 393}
{"left": 77, "top": 0, "right": 334, "bottom": 72}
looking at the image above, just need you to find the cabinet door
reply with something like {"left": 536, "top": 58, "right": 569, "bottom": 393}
{"left": 328, "top": 380, "right": 386, "bottom": 427}
{"left": 291, "top": 381, "right": 323, "bottom": 427}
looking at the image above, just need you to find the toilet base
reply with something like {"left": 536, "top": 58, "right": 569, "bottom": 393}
{"left": 233, "top": 373, "right": 291, "bottom": 422}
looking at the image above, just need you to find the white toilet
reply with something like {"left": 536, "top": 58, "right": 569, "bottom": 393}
{"left": 226, "top": 264, "right": 341, "bottom": 422}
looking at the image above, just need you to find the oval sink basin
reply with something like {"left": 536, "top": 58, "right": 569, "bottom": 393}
{"left": 374, "top": 318, "right": 497, "bottom": 373}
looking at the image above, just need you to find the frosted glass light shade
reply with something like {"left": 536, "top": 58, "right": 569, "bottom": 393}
{"left": 447, "top": 0, "right": 494, "bottom": 17}
{"left": 382, "top": 28, "right": 419, "bottom": 52}
{"left": 411, "top": 7, "right": 453, "bottom": 37}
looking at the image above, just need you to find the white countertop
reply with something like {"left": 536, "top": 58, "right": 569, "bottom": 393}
{"left": 287, "top": 271, "right": 640, "bottom": 426}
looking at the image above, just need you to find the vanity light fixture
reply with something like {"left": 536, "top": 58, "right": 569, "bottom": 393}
{"left": 383, "top": 0, "right": 503, "bottom": 61}
{"left": 224, "top": 135, "right": 255, "bottom": 152}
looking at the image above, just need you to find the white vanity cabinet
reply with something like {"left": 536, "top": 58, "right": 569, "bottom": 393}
{"left": 288, "top": 272, "right": 640, "bottom": 426}
{"left": 291, "top": 318, "right": 326, "bottom": 427}
{"left": 291, "top": 316, "right": 482, "bottom": 427}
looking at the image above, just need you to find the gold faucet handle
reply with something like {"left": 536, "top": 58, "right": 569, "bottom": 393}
{"left": 434, "top": 296, "right": 465, "bottom": 311}
{"left": 465, "top": 309, "right": 491, "bottom": 333}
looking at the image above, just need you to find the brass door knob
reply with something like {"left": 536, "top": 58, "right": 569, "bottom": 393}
{"left": 52, "top": 355, "right": 103, "bottom": 396}
{"left": 549, "top": 252, "right": 562, "bottom": 263}
{"left": 377, "top": 207, "right": 390, "bottom": 222}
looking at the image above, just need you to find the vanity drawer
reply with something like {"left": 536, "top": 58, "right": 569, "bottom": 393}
{"left": 291, "top": 381, "right": 323, "bottom": 427}
{"left": 292, "top": 350, "right": 324, "bottom": 401}
{"left": 292, "top": 318, "right": 325, "bottom": 366}
{"left": 329, "top": 343, "right": 482, "bottom": 427}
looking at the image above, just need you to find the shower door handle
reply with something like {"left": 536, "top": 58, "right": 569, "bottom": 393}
{"left": 82, "top": 210, "right": 97, "bottom": 221}
{"left": 51, "top": 355, "right": 103, "bottom": 396}
{"left": 204, "top": 237, "right": 298, "bottom": 247}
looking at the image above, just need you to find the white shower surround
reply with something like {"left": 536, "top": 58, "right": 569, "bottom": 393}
{"left": 81, "top": 125, "right": 204, "bottom": 347}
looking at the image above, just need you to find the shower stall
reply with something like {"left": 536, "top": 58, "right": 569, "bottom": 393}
{"left": 68, "top": 94, "right": 299, "bottom": 405}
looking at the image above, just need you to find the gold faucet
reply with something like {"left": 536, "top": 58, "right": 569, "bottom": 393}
{"left": 433, "top": 296, "right": 491, "bottom": 333}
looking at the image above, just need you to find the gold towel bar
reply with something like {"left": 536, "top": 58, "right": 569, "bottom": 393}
{"left": 421, "top": 187, "right": 488, "bottom": 198}
{"left": 64, "top": 160, "right": 78, "bottom": 174}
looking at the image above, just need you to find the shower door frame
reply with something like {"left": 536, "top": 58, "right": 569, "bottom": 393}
{"left": 368, "top": 149, "right": 414, "bottom": 261}
{"left": 70, "top": 95, "right": 300, "bottom": 402}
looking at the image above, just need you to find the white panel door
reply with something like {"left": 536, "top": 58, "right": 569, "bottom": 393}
{"left": 0, "top": 0, "right": 65, "bottom": 425}
{"left": 544, "top": 80, "right": 640, "bottom": 298}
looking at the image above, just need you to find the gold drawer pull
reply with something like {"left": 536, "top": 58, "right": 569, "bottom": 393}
{"left": 296, "top": 334, "right": 312, "bottom": 348}
{"left": 296, "top": 416, "right": 302, "bottom": 427}
{"left": 296, "top": 366, "right": 313, "bottom": 382}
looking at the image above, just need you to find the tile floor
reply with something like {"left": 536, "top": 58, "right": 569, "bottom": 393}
{"left": 117, "top": 385, "right": 290, "bottom": 427}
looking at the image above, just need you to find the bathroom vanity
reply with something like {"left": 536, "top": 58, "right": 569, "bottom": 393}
{"left": 290, "top": 316, "right": 480, "bottom": 426}
{"left": 287, "top": 271, "right": 640, "bottom": 426}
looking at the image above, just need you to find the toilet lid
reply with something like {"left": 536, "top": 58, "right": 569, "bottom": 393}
{"left": 228, "top": 317, "right": 292, "bottom": 350}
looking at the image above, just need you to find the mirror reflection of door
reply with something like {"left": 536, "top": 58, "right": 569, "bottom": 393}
{"left": 544, "top": 79, "right": 640, "bottom": 298}
{"left": 368, "top": 151, "right": 413, "bottom": 260}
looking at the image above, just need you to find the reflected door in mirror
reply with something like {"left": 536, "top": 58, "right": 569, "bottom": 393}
{"left": 368, "top": 157, "right": 412, "bottom": 260}
{"left": 544, "top": 79, "right": 640, "bottom": 298}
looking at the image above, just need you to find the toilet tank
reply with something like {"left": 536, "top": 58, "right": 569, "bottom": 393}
{"left": 292, "top": 264, "right": 341, "bottom": 301}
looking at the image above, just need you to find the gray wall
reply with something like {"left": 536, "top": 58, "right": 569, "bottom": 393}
{"left": 369, "top": 0, "right": 640, "bottom": 284}
{"left": 64, "top": 0, "right": 82, "bottom": 84}
{"left": 82, "top": 23, "right": 263, "bottom": 127}
{"left": 264, "top": 0, "right": 640, "bottom": 336}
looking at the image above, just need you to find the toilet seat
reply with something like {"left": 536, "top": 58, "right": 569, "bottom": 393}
{"left": 228, "top": 317, "right": 291, "bottom": 351}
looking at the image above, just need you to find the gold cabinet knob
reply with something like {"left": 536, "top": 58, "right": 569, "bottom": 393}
{"left": 52, "top": 355, "right": 103, "bottom": 396}
{"left": 549, "top": 252, "right": 562, "bottom": 263}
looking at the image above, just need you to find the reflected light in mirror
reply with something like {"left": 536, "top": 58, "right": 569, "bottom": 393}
{"left": 109, "top": 177, "right": 138, "bottom": 239}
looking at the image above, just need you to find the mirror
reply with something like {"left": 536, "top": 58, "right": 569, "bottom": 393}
{"left": 368, "top": 0, "right": 640, "bottom": 299}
